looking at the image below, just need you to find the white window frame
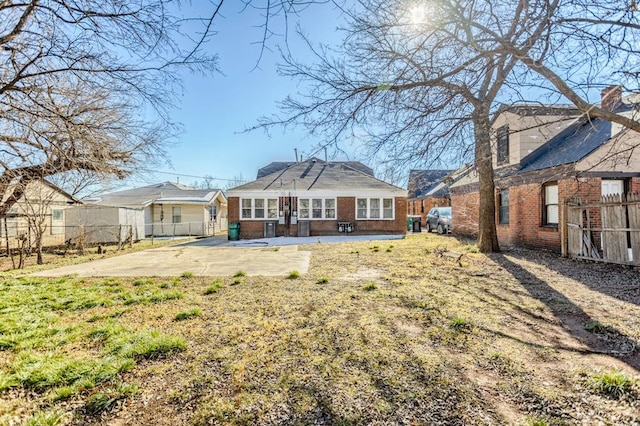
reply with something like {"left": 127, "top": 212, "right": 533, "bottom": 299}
{"left": 356, "top": 197, "right": 395, "bottom": 220}
{"left": 297, "top": 198, "right": 336, "bottom": 220}
{"left": 543, "top": 184, "right": 559, "bottom": 226}
{"left": 240, "top": 198, "right": 279, "bottom": 220}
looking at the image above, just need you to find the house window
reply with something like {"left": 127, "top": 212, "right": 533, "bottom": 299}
{"left": 357, "top": 198, "right": 368, "bottom": 218}
{"left": 383, "top": 199, "right": 394, "bottom": 218}
{"left": 543, "top": 183, "right": 559, "bottom": 226}
{"left": 298, "top": 198, "right": 336, "bottom": 220}
{"left": 51, "top": 209, "right": 64, "bottom": 235}
{"left": 370, "top": 198, "right": 380, "bottom": 218}
{"left": 267, "top": 199, "right": 278, "bottom": 219}
{"left": 299, "top": 199, "right": 309, "bottom": 219}
{"left": 209, "top": 205, "right": 217, "bottom": 222}
{"left": 498, "top": 189, "right": 509, "bottom": 225}
{"left": 172, "top": 206, "right": 182, "bottom": 223}
{"left": 241, "top": 198, "right": 278, "bottom": 219}
{"left": 325, "top": 199, "right": 336, "bottom": 219}
{"left": 241, "top": 199, "right": 252, "bottom": 219}
{"left": 421, "top": 200, "right": 425, "bottom": 213}
{"left": 497, "top": 126, "right": 509, "bottom": 165}
{"left": 255, "top": 199, "right": 265, "bottom": 218}
{"left": 312, "top": 199, "right": 322, "bottom": 218}
{"left": 356, "top": 198, "right": 395, "bottom": 219}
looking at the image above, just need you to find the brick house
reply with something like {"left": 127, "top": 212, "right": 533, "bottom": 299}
{"left": 226, "top": 158, "right": 407, "bottom": 239}
{"left": 407, "top": 166, "right": 475, "bottom": 227}
{"left": 407, "top": 169, "right": 452, "bottom": 226}
{"left": 450, "top": 86, "right": 640, "bottom": 252}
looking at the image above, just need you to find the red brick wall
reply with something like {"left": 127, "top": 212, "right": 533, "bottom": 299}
{"left": 451, "top": 192, "right": 480, "bottom": 237}
{"left": 229, "top": 196, "right": 407, "bottom": 239}
{"left": 452, "top": 177, "right": 640, "bottom": 252}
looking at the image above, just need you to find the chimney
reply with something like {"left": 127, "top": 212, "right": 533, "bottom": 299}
{"left": 601, "top": 85, "right": 622, "bottom": 111}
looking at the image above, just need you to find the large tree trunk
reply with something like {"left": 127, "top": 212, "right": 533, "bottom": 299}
{"left": 474, "top": 114, "right": 500, "bottom": 253}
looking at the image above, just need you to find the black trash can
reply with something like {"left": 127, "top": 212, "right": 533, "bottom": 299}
{"left": 412, "top": 217, "right": 421, "bottom": 232}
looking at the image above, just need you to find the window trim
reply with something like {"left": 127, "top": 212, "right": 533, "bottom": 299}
{"left": 542, "top": 183, "right": 559, "bottom": 227}
{"left": 240, "top": 198, "right": 279, "bottom": 220}
{"left": 497, "top": 125, "right": 509, "bottom": 165}
{"left": 297, "top": 198, "right": 337, "bottom": 220}
{"left": 355, "top": 197, "right": 395, "bottom": 220}
{"left": 498, "top": 189, "right": 510, "bottom": 225}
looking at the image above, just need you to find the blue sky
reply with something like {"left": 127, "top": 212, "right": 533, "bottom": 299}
{"left": 135, "top": 2, "right": 353, "bottom": 190}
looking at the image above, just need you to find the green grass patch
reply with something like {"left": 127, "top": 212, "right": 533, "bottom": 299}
{"left": 234, "top": 270, "right": 247, "bottom": 278}
{"left": 22, "top": 410, "right": 68, "bottom": 426}
{"left": 363, "top": 282, "right": 377, "bottom": 291}
{"left": 205, "top": 279, "right": 224, "bottom": 295}
{"left": 587, "top": 370, "right": 635, "bottom": 399}
{"left": 181, "top": 271, "right": 194, "bottom": 279}
{"left": 174, "top": 308, "right": 201, "bottom": 321}
{"left": 462, "top": 244, "right": 479, "bottom": 253}
{"left": 287, "top": 270, "right": 301, "bottom": 279}
{"left": 132, "top": 278, "right": 154, "bottom": 287}
{"left": 316, "top": 277, "right": 329, "bottom": 284}
{"left": 84, "top": 381, "right": 138, "bottom": 415}
{"left": 584, "top": 320, "right": 609, "bottom": 334}
{"left": 108, "top": 330, "right": 187, "bottom": 360}
{"left": 449, "top": 315, "right": 472, "bottom": 331}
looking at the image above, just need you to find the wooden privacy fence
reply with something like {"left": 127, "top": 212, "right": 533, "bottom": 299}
{"left": 564, "top": 193, "right": 640, "bottom": 265}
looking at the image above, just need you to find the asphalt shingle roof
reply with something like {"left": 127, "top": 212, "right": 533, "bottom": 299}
{"left": 518, "top": 117, "right": 612, "bottom": 173}
{"left": 407, "top": 170, "right": 452, "bottom": 198}
{"left": 232, "top": 160, "right": 403, "bottom": 192}
{"left": 256, "top": 158, "right": 374, "bottom": 179}
{"left": 86, "top": 182, "right": 223, "bottom": 208}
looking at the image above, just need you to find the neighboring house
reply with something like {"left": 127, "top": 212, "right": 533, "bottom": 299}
{"left": 0, "top": 179, "right": 79, "bottom": 249}
{"left": 407, "top": 170, "right": 452, "bottom": 226}
{"left": 450, "top": 86, "right": 640, "bottom": 253}
{"left": 85, "top": 182, "right": 228, "bottom": 237}
{"left": 226, "top": 158, "right": 407, "bottom": 239}
{"left": 406, "top": 167, "right": 475, "bottom": 227}
{"left": 65, "top": 205, "right": 145, "bottom": 245}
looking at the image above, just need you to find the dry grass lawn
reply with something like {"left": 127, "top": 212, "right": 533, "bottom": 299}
{"left": 1, "top": 233, "right": 639, "bottom": 425}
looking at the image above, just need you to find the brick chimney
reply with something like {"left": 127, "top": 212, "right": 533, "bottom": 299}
{"left": 601, "top": 85, "right": 622, "bottom": 111}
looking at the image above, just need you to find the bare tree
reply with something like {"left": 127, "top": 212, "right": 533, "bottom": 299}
{"left": 257, "top": 0, "right": 640, "bottom": 252}
{"left": 225, "top": 173, "right": 249, "bottom": 190}
{"left": 0, "top": 0, "right": 322, "bottom": 222}
{"left": 258, "top": 1, "right": 566, "bottom": 252}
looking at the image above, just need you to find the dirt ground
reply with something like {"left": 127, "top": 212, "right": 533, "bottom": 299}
{"left": 2, "top": 234, "right": 640, "bottom": 425}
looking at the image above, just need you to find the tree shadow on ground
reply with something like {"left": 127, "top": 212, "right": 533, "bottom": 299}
{"left": 503, "top": 249, "right": 640, "bottom": 307}
{"left": 488, "top": 253, "right": 640, "bottom": 372}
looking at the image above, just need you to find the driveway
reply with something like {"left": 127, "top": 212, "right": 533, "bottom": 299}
{"left": 35, "top": 243, "right": 311, "bottom": 278}
{"left": 34, "top": 234, "right": 404, "bottom": 278}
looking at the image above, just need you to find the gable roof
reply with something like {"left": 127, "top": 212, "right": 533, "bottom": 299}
{"left": 86, "top": 182, "right": 225, "bottom": 208}
{"left": 256, "top": 158, "right": 374, "bottom": 179}
{"left": 229, "top": 159, "right": 405, "bottom": 194}
{"left": 407, "top": 169, "right": 452, "bottom": 199}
